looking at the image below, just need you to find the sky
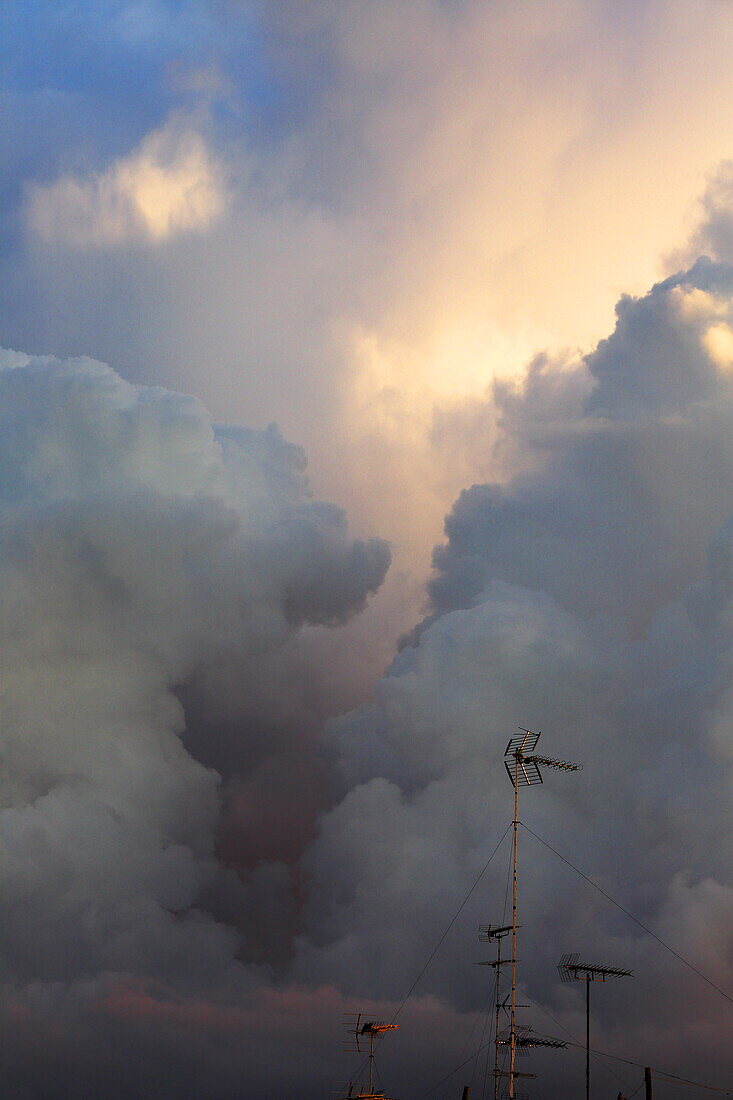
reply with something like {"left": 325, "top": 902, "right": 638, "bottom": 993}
{"left": 5, "top": 1, "right": 733, "bottom": 1096}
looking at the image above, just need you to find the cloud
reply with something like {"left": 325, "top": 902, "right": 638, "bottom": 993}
{"left": 11, "top": 3, "right": 733, "bottom": 1093}
{"left": 8, "top": 174, "right": 733, "bottom": 1100}
{"left": 0, "top": 977, "right": 488, "bottom": 1100}
{"left": 25, "top": 121, "right": 226, "bottom": 247}
{"left": 0, "top": 348, "right": 389, "bottom": 1000}
{"left": 294, "top": 257, "right": 733, "bottom": 1083}
{"left": 13, "top": 0, "right": 733, "bottom": 612}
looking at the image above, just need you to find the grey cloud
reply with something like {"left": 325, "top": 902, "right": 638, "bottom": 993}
{"left": 8, "top": 258, "right": 733, "bottom": 1095}
{"left": 12, "top": 0, "right": 733, "bottom": 607}
{"left": 676, "top": 165, "right": 733, "bottom": 267}
{"left": 295, "top": 259, "right": 733, "bottom": 1081}
{"left": 431, "top": 262, "right": 733, "bottom": 627}
{"left": 0, "top": 349, "right": 389, "bottom": 1000}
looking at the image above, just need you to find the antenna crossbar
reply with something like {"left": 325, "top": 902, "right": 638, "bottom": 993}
{"left": 558, "top": 954, "right": 633, "bottom": 982}
{"left": 525, "top": 754, "right": 581, "bottom": 772}
{"left": 557, "top": 954, "right": 632, "bottom": 1100}
{"left": 517, "top": 1036, "right": 567, "bottom": 1050}
{"left": 479, "top": 924, "right": 515, "bottom": 941}
{"left": 342, "top": 1015, "right": 399, "bottom": 1098}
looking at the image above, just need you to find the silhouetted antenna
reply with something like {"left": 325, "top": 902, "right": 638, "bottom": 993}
{"left": 498, "top": 1022, "right": 567, "bottom": 1054}
{"left": 515, "top": 1028, "right": 567, "bottom": 1051}
{"left": 478, "top": 925, "right": 541, "bottom": 1099}
{"left": 478, "top": 924, "right": 514, "bottom": 1100}
{"left": 558, "top": 955, "right": 632, "bottom": 1100}
{"left": 341, "top": 1014, "right": 399, "bottom": 1099}
{"left": 503, "top": 729, "right": 580, "bottom": 1099}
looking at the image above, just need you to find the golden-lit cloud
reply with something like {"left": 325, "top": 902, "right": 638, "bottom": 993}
{"left": 703, "top": 322, "right": 733, "bottom": 370}
{"left": 669, "top": 285, "right": 733, "bottom": 372}
{"left": 16, "top": 0, "right": 733, "bottom": 640}
{"left": 25, "top": 120, "right": 226, "bottom": 247}
{"left": 247, "top": 1, "right": 733, "bottom": 579}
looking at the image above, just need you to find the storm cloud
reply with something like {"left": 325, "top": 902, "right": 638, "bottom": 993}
{"left": 0, "top": 349, "right": 390, "bottom": 1091}
{"left": 8, "top": 3, "right": 733, "bottom": 1097}
{"left": 295, "top": 258, "right": 733, "bottom": 1090}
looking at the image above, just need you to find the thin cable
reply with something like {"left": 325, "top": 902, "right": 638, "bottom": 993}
{"left": 418, "top": 980, "right": 608, "bottom": 1100}
{"left": 469, "top": 994, "right": 491, "bottom": 1090}
{"left": 479, "top": 968, "right": 497, "bottom": 1095}
{"left": 418, "top": 1024, "right": 630, "bottom": 1100}
{"left": 525, "top": 1029, "right": 733, "bottom": 1095}
{"left": 480, "top": 960, "right": 499, "bottom": 1100}
{"left": 482, "top": 845, "right": 512, "bottom": 1100}
{"left": 418, "top": 1037, "right": 494, "bottom": 1098}
{"left": 456, "top": 988, "right": 494, "bottom": 1069}
{"left": 514, "top": 980, "right": 635, "bottom": 1094}
{"left": 352, "top": 825, "right": 512, "bottom": 1092}
{"left": 390, "top": 823, "right": 511, "bottom": 1025}
{"left": 502, "top": 838, "right": 512, "bottom": 923}
{"left": 520, "top": 822, "right": 733, "bottom": 1007}
{"left": 481, "top": 1017, "right": 492, "bottom": 1100}
{"left": 419, "top": 817, "right": 733, "bottom": 1100}
{"left": 528, "top": 1029, "right": 640, "bottom": 1070}
{"left": 419, "top": 1021, "right": 733, "bottom": 1100}
{"left": 653, "top": 1074, "right": 733, "bottom": 1095}
{"left": 472, "top": 965, "right": 499, "bottom": 1091}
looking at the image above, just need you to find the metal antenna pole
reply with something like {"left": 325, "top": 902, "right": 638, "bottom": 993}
{"left": 500, "top": 729, "right": 580, "bottom": 1099}
{"left": 558, "top": 956, "right": 633, "bottom": 1100}
{"left": 368, "top": 1030, "right": 374, "bottom": 1096}
{"left": 509, "top": 750, "right": 519, "bottom": 1098}
{"left": 341, "top": 1016, "right": 398, "bottom": 1098}
{"left": 586, "top": 975, "right": 590, "bottom": 1100}
{"left": 478, "top": 922, "right": 513, "bottom": 1100}
{"left": 494, "top": 935, "right": 502, "bottom": 1100}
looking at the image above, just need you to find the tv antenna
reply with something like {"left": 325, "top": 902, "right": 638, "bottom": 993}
{"left": 341, "top": 1014, "right": 399, "bottom": 1099}
{"left": 479, "top": 923, "right": 517, "bottom": 1100}
{"left": 479, "top": 923, "right": 567, "bottom": 1100}
{"left": 503, "top": 728, "right": 581, "bottom": 1099}
{"left": 558, "top": 954, "right": 632, "bottom": 1100}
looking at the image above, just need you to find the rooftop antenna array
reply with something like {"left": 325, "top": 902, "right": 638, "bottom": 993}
{"left": 501, "top": 729, "right": 581, "bottom": 1098}
{"left": 478, "top": 921, "right": 569, "bottom": 1096}
{"left": 558, "top": 955, "right": 632, "bottom": 1100}
{"left": 478, "top": 923, "right": 514, "bottom": 1100}
{"left": 341, "top": 1014, "right": 399, "bottom": 1099}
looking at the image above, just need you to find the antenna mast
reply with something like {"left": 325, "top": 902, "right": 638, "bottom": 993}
{"left": 478, "top": 923, "right": 513, "bottom": 1100}
{"left": 502, "top": 729, "right": 581, "bottom": 1098}
{"left": 342, "top": 1014, "right": 399, "bottom": 1099}
{"left": 558, "top": 955, "right": 632, "bottom": 1100}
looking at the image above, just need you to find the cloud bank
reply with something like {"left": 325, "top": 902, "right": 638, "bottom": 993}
{"left": 10, "top": 3, "right": 733, "bottom": 1095}
{"left": 0, "top": 350, "right": 390, "bottom": 1094}
{"left": 12, "top": 0, "right": 733, "bottom": 605}
{"left": 6, "top": 215, "right": 733, "bottom": 1099}
{"left": 295, "top": 256, "right": 733, "bottom": 1090}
